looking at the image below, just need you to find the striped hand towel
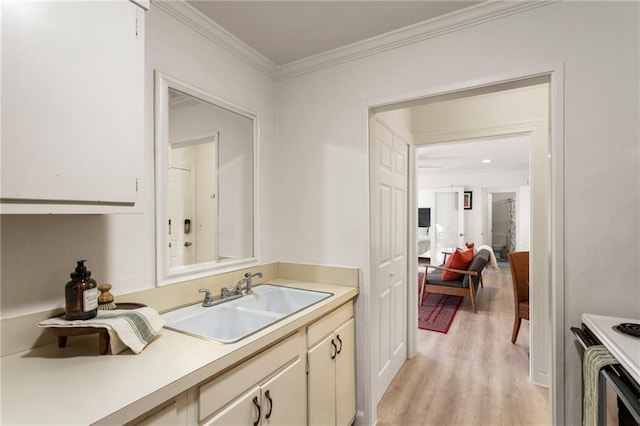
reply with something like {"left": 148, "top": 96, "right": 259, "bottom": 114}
{"left": 38, "top": 307, "right": 165, "bottom": 354}
{"left": 583, "top": 345, "right": 619, "bottom": 426}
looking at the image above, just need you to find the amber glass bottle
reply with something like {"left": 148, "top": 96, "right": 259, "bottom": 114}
{"left": 64, "top": 260, "right": 98, "bottom": 320}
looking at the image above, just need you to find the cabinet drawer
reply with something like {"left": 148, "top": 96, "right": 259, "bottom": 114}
{"left": 307, "top": 302, "right": 353, "bottom": 348}
{"left": 198, "top": 332, "right": 304, "bottom": 422}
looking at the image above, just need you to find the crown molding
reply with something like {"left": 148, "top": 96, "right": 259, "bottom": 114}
{"left": 152, "top": 0, "right": 279, "bottom": 80}
{"left": 418, "top": 164, "right": 529, "bottom": 176}
{"left": 153, "top": 0, "right": 556, "bottom": 82}
{"left": 277, "top": 1, "right": 556, "bottom": 80}
{"left": 413, "top": 118, "right": 547, "bottom": 145}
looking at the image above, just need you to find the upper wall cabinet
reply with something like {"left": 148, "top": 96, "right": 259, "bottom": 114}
{"left": 1, "top": 0, "right": 147, "bottom": 214}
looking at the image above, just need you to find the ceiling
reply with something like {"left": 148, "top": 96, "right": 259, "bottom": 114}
{"left": 181, "top": 0, "right": 529, "bottom": 172}
{"left": 186, "top": 1, "right": 482, "bottom": 65}
{"left": 417, "top": 135, "right": 530, "bottom": 174}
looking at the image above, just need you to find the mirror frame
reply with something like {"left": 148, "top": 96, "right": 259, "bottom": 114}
{"left": 154, "top": 70, "right": 259, "bottom": 286}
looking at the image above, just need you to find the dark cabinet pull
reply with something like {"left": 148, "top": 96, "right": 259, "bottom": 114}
{"left": 252, "top": 396, "right": 261, "bottom": 426}
{"left": 331, "top": 339, "right": 337, "bottom": 359}
{"left": 265, "top": 390, "right": 273, "bottom": 419}
{"left": 336, "top": 335, "right": 343, "bottom": 354}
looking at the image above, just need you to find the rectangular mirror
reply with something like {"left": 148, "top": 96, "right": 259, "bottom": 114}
{"left": 155, "top": 71, "right": 257, "bottom": 286}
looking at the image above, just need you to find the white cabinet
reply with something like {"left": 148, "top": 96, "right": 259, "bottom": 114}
{"left": 199, "top": 332, "right": 307, "bottom": 426}
{"left": 307, "top": 304, "right": 356, "bottom": 426}
{"left": 1, "top": 0, "right": 146, "bottom": 213}
{"left": 204, "top": 359, "right": 305, "bottom": 426}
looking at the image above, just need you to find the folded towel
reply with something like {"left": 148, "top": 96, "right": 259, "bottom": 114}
{"left": 583, "top": 345, "right": 619, "bottom": 426}
{"left": 478, "top": 244, "right": 499, "bottom": 272}
{"left": 38, "top": 307, "right": 165, "bottom": 354}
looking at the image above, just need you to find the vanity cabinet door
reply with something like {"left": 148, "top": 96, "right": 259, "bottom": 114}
{"left": 1, "top": 0, "right": 144, "bottom": 213}
{"left": 307, "top": 304, "right": 356, "bottom": 426}
{"left": 203, "top": 359, "right": 305, "bottom": 426}
{"left": 260, "top": 358, "right": 306, "bottom": 425}
{"left": 308, "top": 333, "right": 337, "bottom": 426}
{"left": 334, "top": 319, "right": 356, "bottom": 426}
{"left": 198, "top": 333, "right": 306, "bottom": 425}
{"left": 203, "top": 387, "right": 261, "bottom": 426}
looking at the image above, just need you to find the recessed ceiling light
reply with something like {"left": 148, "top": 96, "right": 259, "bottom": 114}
{"left": 482, "top": 159, "right": 492, "bottom": 164}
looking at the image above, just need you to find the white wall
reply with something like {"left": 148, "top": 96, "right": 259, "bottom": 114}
{"left": 276, "top": 2, "right": 639, "bottom": 424}
{"left": 419, "top": 168, "right": 529, "bottom": 246}
{"left": 0, "top": 6, "right": 278, "bottom": 317}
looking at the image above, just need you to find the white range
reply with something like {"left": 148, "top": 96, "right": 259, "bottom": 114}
{"left": 583, "top": 314, "right": 640, "bottom": 384}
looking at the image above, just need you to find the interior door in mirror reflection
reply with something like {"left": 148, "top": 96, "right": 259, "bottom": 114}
{"left": 169, "top": 134, "right": 219, "bottom": 266}
{"left": 168, "top": 166, "right": 195, "bottom": 267}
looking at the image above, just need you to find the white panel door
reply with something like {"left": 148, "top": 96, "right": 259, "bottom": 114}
{"left": 433, "top": 188, "right": 464, "bottom": 264}
{"left": 371, "top": 119, "right": 408, "bottom": 405}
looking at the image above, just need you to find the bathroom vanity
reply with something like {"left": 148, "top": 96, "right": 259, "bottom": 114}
{"left": 0, "top": 280, "right": 357, "bottom": 425}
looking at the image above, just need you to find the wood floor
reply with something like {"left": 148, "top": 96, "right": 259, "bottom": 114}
{"left": 376, "top": 266, "right": 550, "bottom": 426}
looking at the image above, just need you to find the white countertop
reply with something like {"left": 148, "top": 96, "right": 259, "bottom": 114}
{"left": 0, "top": 280, "right": 357, "bottom": 425}
{"left": 582, "top": 314, "right": 640, "bottom": 384}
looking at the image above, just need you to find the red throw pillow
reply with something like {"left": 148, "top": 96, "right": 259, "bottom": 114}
{"left": 441, "top": 248, "right": 474, "bottom": 281}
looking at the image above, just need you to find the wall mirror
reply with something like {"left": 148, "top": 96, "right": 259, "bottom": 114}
{"left": 155, "top": 71, "right": 257, "bottom": 286}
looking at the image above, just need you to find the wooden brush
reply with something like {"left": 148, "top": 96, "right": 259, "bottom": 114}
{"left": 97, "top": 284, "right": 117, "bottom": 310}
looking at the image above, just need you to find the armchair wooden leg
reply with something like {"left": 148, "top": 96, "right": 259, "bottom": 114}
{"left": 511, "top": 317, "right": 522, "bottom": 343}
{"left": 469, "top": 286, "right": 478, "bottom": 314}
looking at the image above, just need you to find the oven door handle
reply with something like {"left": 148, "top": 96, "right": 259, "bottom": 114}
{"left": 571, "top": 326, "right": 596, "bottom": 349}
{"left": 601, "top": 368, "right": 640, "bottom": 423}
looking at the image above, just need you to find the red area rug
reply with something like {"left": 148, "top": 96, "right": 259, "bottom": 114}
{"left": 418, "top": 271, "right": 463, "bottom": 333}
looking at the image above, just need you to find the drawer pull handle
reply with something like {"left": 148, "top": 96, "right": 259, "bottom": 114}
{"left": 252, "top": 396, "right": 261, "bottom": 426}
{"left": 265, "top": 390, "right": 273, "bottom": 419}
{"left": 331, "top": 339, "right": 338, "bottom": 359}
{"left": 336, "top": 335, "right": 343, "bottom": 354}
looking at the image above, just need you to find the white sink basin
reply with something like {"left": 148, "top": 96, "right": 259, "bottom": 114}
{"left": 231, "top": 285, "right": 331, "bottom": 315}
{"left": 162, "top": 284, "right": 332, "bottom": 343}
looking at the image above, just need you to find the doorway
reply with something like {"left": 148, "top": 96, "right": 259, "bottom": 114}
{"left": 368, "top": 68, "right": 564, "bottom": 424}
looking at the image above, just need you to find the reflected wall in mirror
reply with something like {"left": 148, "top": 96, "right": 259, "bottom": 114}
{"left": 155, "top": 71, "right": 256, "bottom": 286}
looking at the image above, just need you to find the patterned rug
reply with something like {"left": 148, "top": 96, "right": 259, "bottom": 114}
{"left": 418, "top": 291, "right": 463, "bottom": 334}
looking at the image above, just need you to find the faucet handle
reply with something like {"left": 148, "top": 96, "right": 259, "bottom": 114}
{"left": 199, "top": 288, "right": 213, "bottom": 306}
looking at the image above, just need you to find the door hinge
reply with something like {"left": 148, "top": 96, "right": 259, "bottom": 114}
{"left": 306, "top": 354, "right": 309, "bottom": 375}
{"left": 136, "top": 177, "right": 139, "bottom": 192}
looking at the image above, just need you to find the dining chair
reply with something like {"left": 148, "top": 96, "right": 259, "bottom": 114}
{"left": 508, "top": 251, "right": 530, "bottom": 344}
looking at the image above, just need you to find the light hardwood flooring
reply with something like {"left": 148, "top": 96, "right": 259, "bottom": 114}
{"left": 376, "top": 266, "right": 550, "bottom": 426}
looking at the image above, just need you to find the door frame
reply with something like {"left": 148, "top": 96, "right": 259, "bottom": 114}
{"left": 364, "top": 62, "right": 565, "bottom": 426}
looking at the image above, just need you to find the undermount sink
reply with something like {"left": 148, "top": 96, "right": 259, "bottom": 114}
{"left": 162, "top": 284, "right": 333, "bottom": 343}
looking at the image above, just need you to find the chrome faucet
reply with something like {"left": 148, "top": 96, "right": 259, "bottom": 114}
{"left": 199, "top": 288, "right": 214, "bottom": 307}
{"left": 243, "top": 271, "right": 262, "bottom": 294}
{"left": 228, "top": 271, "right": 263, "bottom": 296}
{"left": 216, "top": 271, "right": 264, "bottom": 303}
